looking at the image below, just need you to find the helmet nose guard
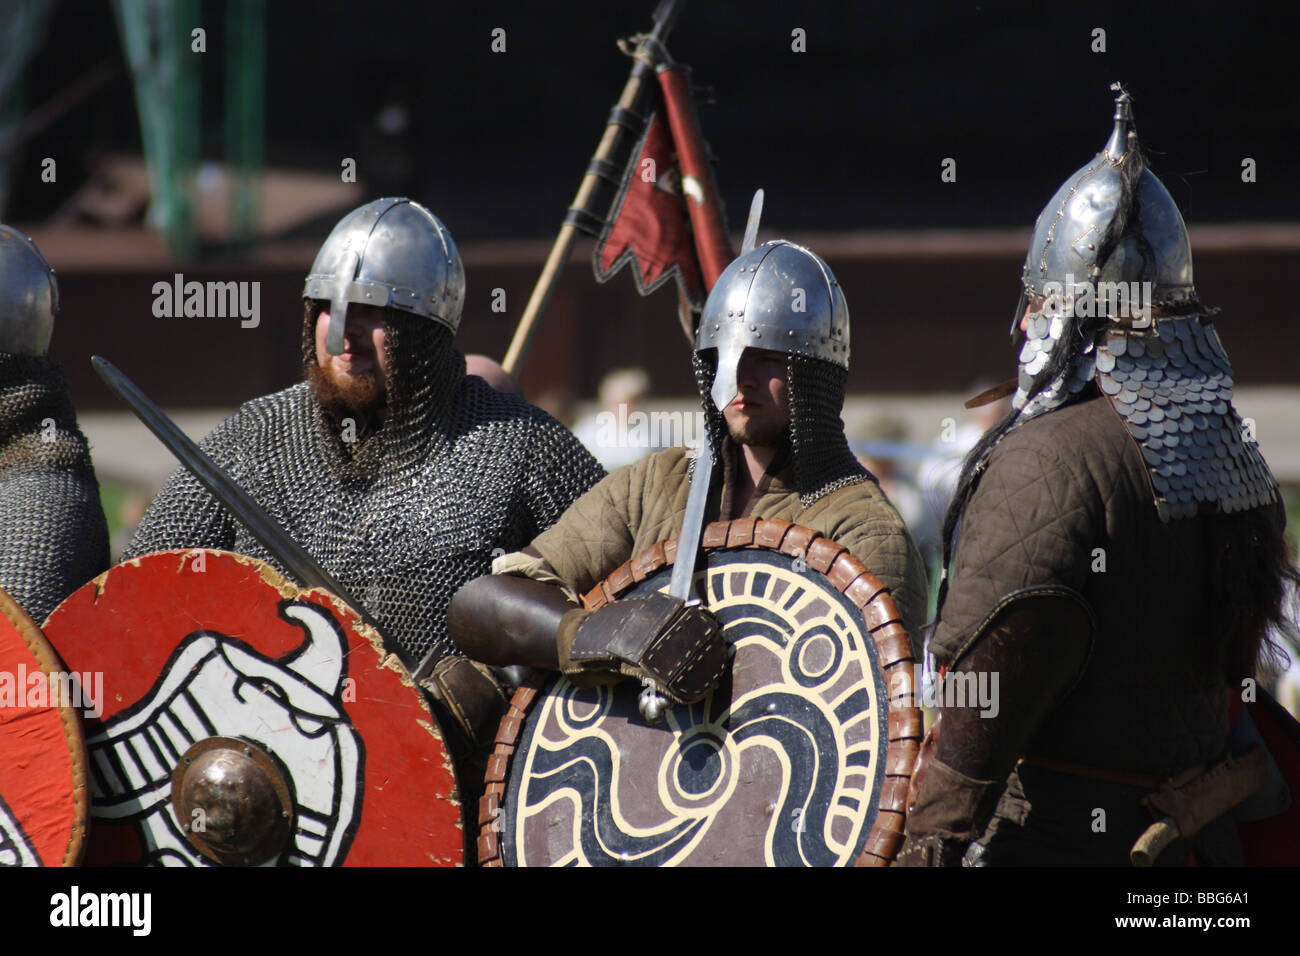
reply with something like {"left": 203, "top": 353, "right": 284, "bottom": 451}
{"left": 0, "top": 224, "right": 59, "bottom": 355}
{"left": 303, "top": 198, "right": 465, "bottom": 356}
{"left": 696, "top": 240, "right": 849, "bottom": 411}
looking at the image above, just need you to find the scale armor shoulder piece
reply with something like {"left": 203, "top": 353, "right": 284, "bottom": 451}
{"left": 1097, "top": 321, "right": 1279, "bottom": 521}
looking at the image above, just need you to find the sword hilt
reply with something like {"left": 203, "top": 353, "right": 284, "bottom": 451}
{"left": 638, "top": 681, "right": 669, "bottom": 724}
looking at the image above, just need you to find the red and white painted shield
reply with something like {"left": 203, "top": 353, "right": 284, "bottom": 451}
{"left": 42, "top": 549, "right": 462, "bottom": 866}
{"left": 0, "top": 587, "right": 88, "bottom": 866}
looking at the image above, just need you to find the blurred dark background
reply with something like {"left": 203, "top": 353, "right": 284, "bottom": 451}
{"left": 13, "top": 1, "right": 1300, "bottom": 232}
{"left": 4, "top": 0, "right": 1298, "bottom": 406}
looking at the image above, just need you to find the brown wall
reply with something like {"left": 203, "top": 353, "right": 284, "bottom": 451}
{"left": 51, "top": 239, "right": 1300, "bottom": 412}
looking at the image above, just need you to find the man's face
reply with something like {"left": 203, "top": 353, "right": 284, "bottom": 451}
{"left": 721, "top": 347, "right": 791, "bottom": 447}
{"left": 1018, "top": 293, "right": 1048, "bottom": 335}
{"left": 311, "top": 303, "right": 390, "bottom": 415}
{"left": 1018, "top": 292, "right": 1048, "bottom": 336}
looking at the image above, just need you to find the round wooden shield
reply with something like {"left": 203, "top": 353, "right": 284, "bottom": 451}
{"left": 0, "top": 587, "right": 88, "bottom": 866}
{"left": 41, "top": 550, "right": 463, "bottom": 866}
{"left": 478, "top": 518, "right": 921, "bottom": 867}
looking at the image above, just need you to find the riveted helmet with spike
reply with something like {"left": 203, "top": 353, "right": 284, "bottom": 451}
{"left": 1005, "top": 87, "right": 1279, "bottom": 521}
{"left": 1020, "top": 90, "right": 1195, "bottom": 314}
{"left": 1011, "top": 87, "right": 1202, "bottom": 419}
{"left": 693, "top": 240, "right": 865, "bottom": 506}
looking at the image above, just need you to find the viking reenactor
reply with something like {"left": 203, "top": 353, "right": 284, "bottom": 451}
{"left": 123, "top": 198, "right": 606, "bottom": 749}
{"left": 449, "top": 238, "right": 928, "bottom": 709}
{"left": 0, "top": 225, "right": 109, "bottom": 624}
{"left": 896, "top": 89, "right": 1300, "bottom": 866}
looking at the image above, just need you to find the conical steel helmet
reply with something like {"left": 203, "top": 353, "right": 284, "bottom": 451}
{"left": 303, "top": 198, "right": 465, "bottom": 356}
{"left": 696, "top": 239, "right": 849, "bottom": 410}
{"left": 1018, "top": 87, "right": 1196, "bottom": 329}
{"left": 0, "top": 224, "right": 58, "bottom": 355}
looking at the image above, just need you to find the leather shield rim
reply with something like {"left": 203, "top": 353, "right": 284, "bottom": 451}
{"left": 476, "top": 517, "right": 921, "bottom": 867}
{"left": 0, "top": 587, "right": 89, "bottom": 866}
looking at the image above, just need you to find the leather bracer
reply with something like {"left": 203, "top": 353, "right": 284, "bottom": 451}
{"left": 896, "top": 591, "right": 1093, "bottom": 865}
{"left": 447, "top": 573, "right": 577, "bottom": 669}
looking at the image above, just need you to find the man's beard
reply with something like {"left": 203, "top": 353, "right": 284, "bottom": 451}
{"left": 726, "top": 415, "right": 789, "bottom": 449}
{"left": 308, "top": 363, "right": 387, "bottom": 431}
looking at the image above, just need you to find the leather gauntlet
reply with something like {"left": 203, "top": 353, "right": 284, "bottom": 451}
{"left": 893, "top": 727, "right": 1003, "bottom": 867}
{"left": 418, "top": 655, "right": 510, "bottom": 761}
{"left": 557, "top": 592, "right": 728, "bottom": 705}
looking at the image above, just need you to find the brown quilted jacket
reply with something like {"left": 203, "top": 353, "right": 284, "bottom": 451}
{"left": 933, "top": 393, "right": 1247, "bottom": 778}
{"left": 525, "top": 444, "right": 930, "bottom": 655}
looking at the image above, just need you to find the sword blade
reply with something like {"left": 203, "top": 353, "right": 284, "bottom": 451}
{"left": 665, "top": 186, "right": 765, "bottom": 599}
{"left": 91, "top": 356, "right": 406, "bottom": 665}
{"left": 741, "top": 188, "right": 764, "bottom": 253}
{"left": 667, "top": 188, "right": 764, "bottom": 600}
{"left": 667, "top": 441, "right": 713, "bottom": 601}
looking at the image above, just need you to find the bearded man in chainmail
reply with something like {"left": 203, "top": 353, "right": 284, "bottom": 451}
{"left": 124, "top": 198, "right": 605, "bottom": 749}
{"left": 448, "top": 239, "right": 928, "bottom": 705}
{"left": 896, "top": 89, "right": 1299, "bottom": 866}
{"left": 0, "top": 225, "right": 109, "bottom": 624}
